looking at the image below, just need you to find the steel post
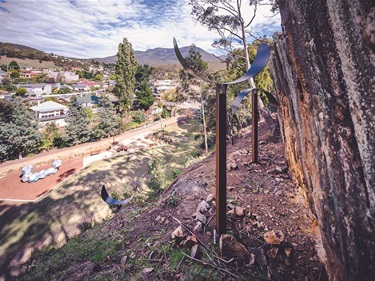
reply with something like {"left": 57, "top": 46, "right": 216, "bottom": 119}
{"left": 216, "top": 84, "right": 227, "bottom": 235}
{"left": 252, "top": 89, "right": 259, "bottom": 163}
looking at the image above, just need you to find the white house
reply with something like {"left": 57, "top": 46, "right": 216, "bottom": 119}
{"left": 30, "top": 101, "right": 69, "bottom": 127}
{"left": 16, "top": 84, "right": 52, "bottom": 98}
{"left": 72, "top": 83, "right": 90, "bottom": 91}
{"left": 153, "top": 79, "right": 179, "bottom": 94}
{"left": 63, "top": 71, "right": 79, "bottom": 82}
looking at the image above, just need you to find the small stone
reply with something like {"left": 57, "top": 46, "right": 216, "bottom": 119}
{"left": 142, "top": 268, "right": 154, "bottom": 275}
{"left": 263, "top": 230, "right": 285, "bottom": 244}
{"left": 193, "top": 221, "right": 203, "bottom": 233}
{"left": 227, "top": 203, "right": 234, "bottom": 210}
{"left": 234, "top": 206, "right": 244, "bottom": 217}
{"left": 275, "top": 166, "right": 283, "bottom": 173}
{"left": 121, "top": 256, "right": 128, "bottom": 264}
{"left": 220, "top": 234, "right": 250, "bottom": 264}
{"left": 199, "top": 181, "right": 208, "bottom": 187}
{"left": 196, "top": 200, "right": 210, "bottom": 213}
{"left": 206, "top": 194, "right": 214, "bottom": 203}
{"left": 155, "top": 215, "right": 161, "bottom": 221}
{"left": 195, "top": 212, "right": 207, "bottom": 224}
{"left": 226, "top": 162, "right": 238, "bottom": 170}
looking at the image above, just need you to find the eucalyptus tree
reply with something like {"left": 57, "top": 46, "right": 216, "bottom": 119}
{"left": 189, "top": 0, "right": 277, "bottom": 127}
{"left": 0, "top": 100, "right": 42, "bottom": 161}
{"left": 113, "top": 38, "right": 138, "bottom": 113}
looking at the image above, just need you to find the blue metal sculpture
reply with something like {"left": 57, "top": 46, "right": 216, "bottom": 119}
{"left": 101, "top": 185, "right": 133, "bottom": 205}
{"left": 173, "top": 38, "right": 270, "bottom": 85}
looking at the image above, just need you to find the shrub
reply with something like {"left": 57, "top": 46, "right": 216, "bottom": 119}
{"left": 133, "top": 111, "right": 146, "bottom": 123}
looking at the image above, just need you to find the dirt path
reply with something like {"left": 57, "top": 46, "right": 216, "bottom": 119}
{"left": 0, "top": 116, "right": 180, "bottom": 179}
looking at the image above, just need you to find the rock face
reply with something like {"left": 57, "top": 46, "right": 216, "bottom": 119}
{"left": 270, "top": 0, "right": 375, "bottom": 280}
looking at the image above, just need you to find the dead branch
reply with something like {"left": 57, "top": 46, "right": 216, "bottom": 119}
{"left": 182, "top": 252, "right": 239, "bottom": 279}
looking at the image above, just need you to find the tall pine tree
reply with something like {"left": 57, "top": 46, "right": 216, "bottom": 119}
{"left": 135, "top": 64, "right": 154, "bottom": 110}
{"left": 113, "top": 38, "right": 138, "bottom": 113}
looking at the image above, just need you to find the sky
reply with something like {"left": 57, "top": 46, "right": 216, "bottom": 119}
{"left": 0, "top": 0, "right": 280, "bottom": 59}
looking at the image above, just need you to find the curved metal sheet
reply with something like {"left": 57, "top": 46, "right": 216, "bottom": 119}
{"left": 173, "top": 38, "right": 270, "bottom": 87}
{"left": 259, "top": 89, "right": 279, "bottom": 111}
{"left": 231, "top": 88, "right": 255, "bottom": 115}
{"left": 101, "top": 185, "right": 133, "bottom": 205}
{"left": 224, "top": 44, "right": 270, "bottom": 85}
{"left": 231, "top": 88, "right": 280, "bottom": 116}
{"left": 173, "top": 38, "right": 210, "bottom": 82}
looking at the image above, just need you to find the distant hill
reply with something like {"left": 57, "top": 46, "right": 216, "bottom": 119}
{"left": 0, "top": 42, "right": 52, "bottom": 61}
{"left": 90, "top": 46, "right": 226, "bottom": 70}
{"left": 0, "top": 42, "right": 226, "bottom": 70}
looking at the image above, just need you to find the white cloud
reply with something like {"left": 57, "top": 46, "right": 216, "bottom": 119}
{"left": 0, "top": 0, "right": 280, "bottom": 58}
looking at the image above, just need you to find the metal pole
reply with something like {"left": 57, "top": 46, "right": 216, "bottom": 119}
{"left": 252, "top": 89, "right": 259, "bottom": 163}
{"left": 216, "top": 84, "right": 227, "bottom": 235}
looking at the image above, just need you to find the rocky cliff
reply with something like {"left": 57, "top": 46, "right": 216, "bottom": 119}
{"left": 269, "top": 0, "right": 375, "bottom": 280}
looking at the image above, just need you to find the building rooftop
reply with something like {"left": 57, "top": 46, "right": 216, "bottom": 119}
{"left": 76, "top": 95, "right": 99, "bottom": 104}
{"left": 30, "top": 101, "right": 68, "bottom": 112}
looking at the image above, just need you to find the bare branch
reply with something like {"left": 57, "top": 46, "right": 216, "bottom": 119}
{"left": 210, "top": 2, "right": 238, "bottom": 18}
{"left": 181, "top": 252, "right": 239, "bottom": 279}
{"left": 244, "top": 2, "right": 257, "bottom": 28}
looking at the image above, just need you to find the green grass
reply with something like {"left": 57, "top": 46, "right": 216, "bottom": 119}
{"left": 17, "top": 224, "right": 124, "bottom": 281}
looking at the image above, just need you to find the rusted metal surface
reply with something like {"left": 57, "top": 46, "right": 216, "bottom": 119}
{"left": 216, "top": 84, "right": 227, "bottom": 235}
{"left": 252, "top": 90, "right": 259, "bottom": 163}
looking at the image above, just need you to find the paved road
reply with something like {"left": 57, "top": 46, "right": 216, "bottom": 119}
{"left": 0, "top": 116, "right": 182, "bottom": 178}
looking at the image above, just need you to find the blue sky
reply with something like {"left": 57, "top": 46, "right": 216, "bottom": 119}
{"left": 0, "top": 0, "right": 280, "bottom": 58}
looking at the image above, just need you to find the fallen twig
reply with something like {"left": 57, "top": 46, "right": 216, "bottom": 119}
{"left": 172, "top": 217, "right": 210, "bottom": 251}
{"left": 182, "top": 252, "right": 239, "bottom": 279}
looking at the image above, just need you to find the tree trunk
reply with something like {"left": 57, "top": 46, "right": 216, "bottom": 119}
{"left": 270, "top": 0, "right": 375, "bottom": 280}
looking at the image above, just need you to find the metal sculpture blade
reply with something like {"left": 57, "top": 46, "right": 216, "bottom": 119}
{"left": 225, "top": 44, "right": 270, "bottom": 85}
{"left": 173, "top": 38, "right": 270, "bottom": 86}
{"left": 232, "top": 88, "right": 279, "bottom": 116}
{"left": 101, "top": 185, "right": 133, "bottom": 205}
{"left": 232, "top": 88, "right": 255, "bottom": 115}
{"left": 261, "top": 89, "right": 280, "bottom": 112}
{"left": 173, "top": 38, "right": 209, "bottom": 82}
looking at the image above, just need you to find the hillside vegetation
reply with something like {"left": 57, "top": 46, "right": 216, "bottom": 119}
{"left": 0, "top": 57, "right": 60, "bottom": 69}
{"left": 0, "top": 42, "right": 52, "bottom": 61}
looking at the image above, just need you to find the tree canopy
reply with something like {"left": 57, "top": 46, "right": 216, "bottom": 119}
{"left": 94, "top": 96, "right": 121, "bottom": 139}
{"left": 63, "top": 99, "right": 92, "bottom": 146}
{"left": 135, "top": 64, "right": 155, "bottom": 110}
{"left": 0, "top": 100, "right": 42, "bottom": 161}
{"left": 8, "top": 60, "right": 20, "bottom": 70}
{"left": 113, "top": 38, "right": 138, "bottom": 112}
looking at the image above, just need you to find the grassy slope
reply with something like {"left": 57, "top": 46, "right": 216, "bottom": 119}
{"left": 0, "top": 57, "right": 60, "bottom": 69}
{"left": 0, "top": 118, "right": 205, "bottom": 280}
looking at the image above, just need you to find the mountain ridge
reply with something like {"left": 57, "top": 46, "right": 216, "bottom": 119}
{"left": 90, "top": 45, "right": 226, "bottom": 69}
{"left": 0, "top": 42, "right": 226, "bottom": 70}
